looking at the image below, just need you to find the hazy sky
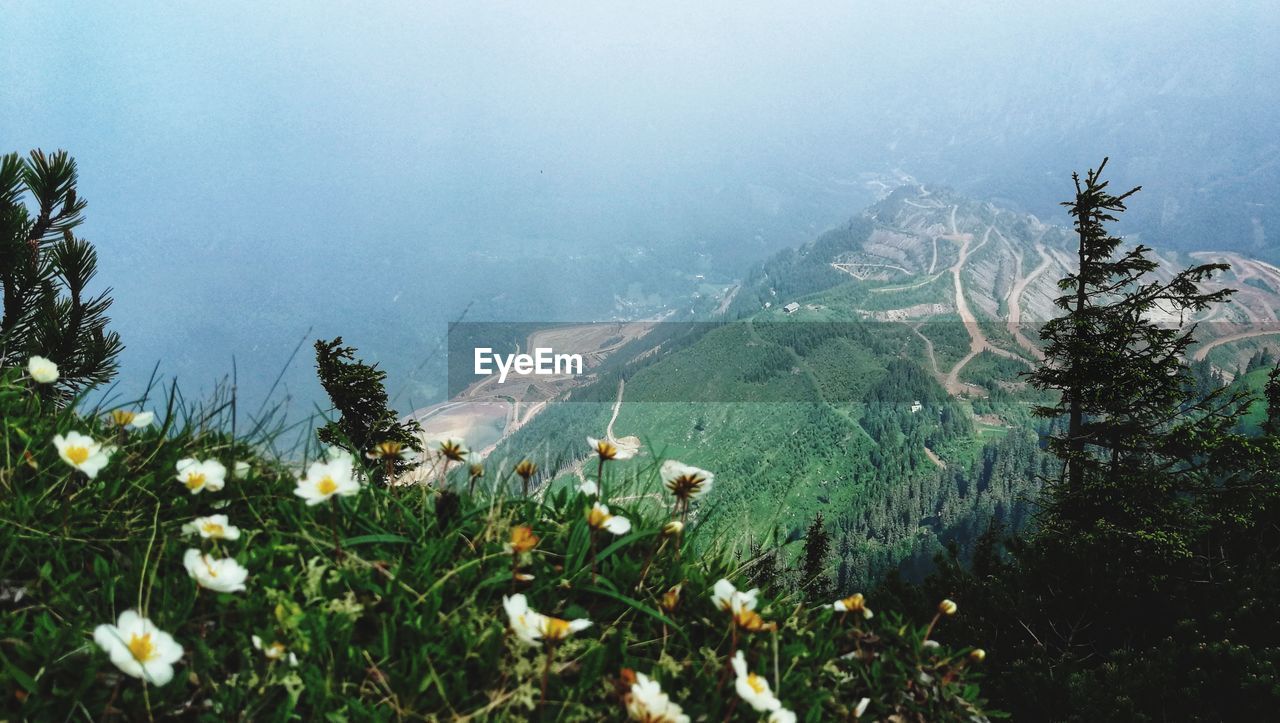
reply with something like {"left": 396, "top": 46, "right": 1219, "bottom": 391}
{"left": 4, "top": 1, "right": 1276, "bottom": 411}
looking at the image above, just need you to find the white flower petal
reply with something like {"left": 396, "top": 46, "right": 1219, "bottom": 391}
{"left": 27, "top": 356, "right": 59, "bottom": 384}
{"left": 603, "top": 515, "right": 632, "bottom": 535}
{"left": 182, "top": 548, "right": 248, "bottom": 593}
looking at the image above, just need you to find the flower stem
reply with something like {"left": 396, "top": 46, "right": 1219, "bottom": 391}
{"left": 596, "top": 456, "right": 605, "bottom": 500}
{"left": 539, "top": 642, "right": 557, "bottom": 710}
{"left": 635, "top": 538, "right": 667, "bottom": 591}
{"left": 331, "top": 499, "right": 344, "bottom": 559}
{"left": 589, "top": 532, "right": 598, "bottom": 583}
{"left": 721, "top": 695, "right": 738, "bottom": 723}
{"left": 922, "top": 612, "right": 942, "bottom": 644}
{"left": 716, "top": 622, "right": 738, "bottom": 693}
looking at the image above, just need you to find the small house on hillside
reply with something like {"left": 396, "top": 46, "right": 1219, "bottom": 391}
{"left": 783, "top": 302, "right": 800, "bottom": 314}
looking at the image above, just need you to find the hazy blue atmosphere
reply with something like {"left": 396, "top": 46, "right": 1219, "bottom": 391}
{"left": 4, "top": 0, "right": 1277, "bottom": 415}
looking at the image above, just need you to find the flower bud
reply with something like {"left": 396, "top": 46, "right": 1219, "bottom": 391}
{"left": 938, "top": 599, "right": 958, "bottom": 616}
{"left": 968, "top": 648, "right": 986, "bottom": 663}
{"left": 660, "top": 584, "right": 682, "bottom": 613}
{"left": 662, "top": 520, "right": 684, "bottom": 536}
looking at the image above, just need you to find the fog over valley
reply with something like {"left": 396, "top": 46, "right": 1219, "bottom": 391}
{"left": 4, "top": 0, "right": 1276, "bottom": 413}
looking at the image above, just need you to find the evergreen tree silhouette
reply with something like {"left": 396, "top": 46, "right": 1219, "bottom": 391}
{"left": 1265, "top": 363, "right": 1280, "bottom": 437}
{"left": 315, "top": 336, "right": 421, "bottom": 471}
{"left": 799, "top": 512, "right": 832, "bottom": 601}
{"left": 1, "top": 150, "right": 122, "bottom": 399}
{"left": 1028, "top": 157, "right": 1243, "bottom": 560}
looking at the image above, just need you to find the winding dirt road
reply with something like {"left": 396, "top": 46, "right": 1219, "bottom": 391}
{"left": 944, "top": 228, "right": 993, "bottom": 394}
{"left": 1006, "top": 244, "right": 1052, "bottom": 360}
{"left": 1192, "top": 326, "right": 1280, "bottom": 362}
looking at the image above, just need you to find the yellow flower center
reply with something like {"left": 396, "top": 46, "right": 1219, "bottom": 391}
{"left": 746, "top": 673, "right": 766, "bottom": 695}
{"left": 541, "top": 617, "right": 571, "bottom": 640}
{"left": 201, "top": 522, "right": 225, "bottom": 537}
{"left": 666, "top": 474, "right": 705, "bottom": 499}
{"left": 734, "top": 608, "right": 776, "bottom": 632}
{"left": 317, "top": 476, "right": 338, "bottom": 495}
{"left": 127, "top": 632, "right": 157, "bottom": 662}
{"left": 596, "top": 441, "right": 618, "bottom": 459}
{"left": 66, "top": 446, "right": 90, "bottom": 465}
{"left": 198, "top": 555, "right": 219, "bottom": 577}
{"left": 586, "top": 507, "right": 611, "bottom": 529}
{"left": 185, "top": 473, "right": 206, "bottom": 490}
{"left": 440, "top": 441, "right": 465, "bottom": 461}
{"left": 265, "top": 642, "right": 286, "bottom": 659}
{"left": 661, "top": 587, "right": 681, "bottom": 612}
{"left": 510, "top": 525, "right": 539, "bottom": 553}
{"left": 111, "top": 410, "right": 136, "bottom": 426}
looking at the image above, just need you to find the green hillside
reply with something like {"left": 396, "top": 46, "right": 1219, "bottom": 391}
{"left": 491, "top": 189, "right": 1068, "bottom": 588}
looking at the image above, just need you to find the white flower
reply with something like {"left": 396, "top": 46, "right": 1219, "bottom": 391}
{"left": 175, "top": 458, "right": 227, "bottom": 495}
{"left": 501, "top": 593, "right": 591, "bottom": 647}
{"left": 110, "top": 409, "right": 155, "bottom": 429}
{"left": 732, "top": 651, "right": 782, "bottom": 713}
{"left": 660, "top": 460, "right": 714, "bottom": 501}
{"left": 252, "top": 635, "right": 297, "bottom": 665}
{"left": 234, "top": 461, "right": 252, "bottom": 477}
{"left": 712, "top": 578, "right": 737, "bottom": 611}
{"left": 853, "top": 697, "right": 871, "bottom": 718}
{"left": 182, "top": 549, "right": 248, "bottom": 593}
{"left": 93, "top": 610, "right": 184, "bottom": 685}
{"left": 830, "top": 593, "right": 873, "bottom": 619}
{"left": 27, "top": 355, "right": 58, "bottom": 384}
{"left": 586, "top": 502, "right": 632, "bottom": 535}
{"left": 293, "top": 456, "right": 359, "bottom": 506}
{"left": 769, "top": 709, "right": 797, "bottom": 723}
{"left": 324, "top": 445, "right": 353, "bottom": 462}
{"left": 54, "top": 431, "right": 114, "bottom": 478}
{"left": 711, "top": 579, "right": 759, "bottom": 614}
{"left": 366, "top": 440, "right": 416, "bottom": 461}
{"left": 626, "top": 672, "right": 691, "bottom": 723}
{"left": 182, "top": 514, "right": 241, "bottom": 541}
{"left": 587, "top": 436, "right": 637, "bottom": 461}
{"left": 577, "top": 480, "right": 599, "bottom": 497}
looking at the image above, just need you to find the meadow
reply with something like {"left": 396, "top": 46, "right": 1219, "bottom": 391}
{"left": 0, "top": 363, "right": 991, "bottom": 721}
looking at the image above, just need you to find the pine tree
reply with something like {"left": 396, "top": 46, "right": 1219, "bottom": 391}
{"left": 315, "top": 337, "right": 421, "bottom": 470}
{"left": 745, "top": 540, "right": 784, "bottom": 592}
{"left": 1264, "top": 363, "right": 1280, "bottom": 437}
{"left": 1028, "top": 158, "right": 1243, "bottom": 561}
{"left": 881, "top": 162, "right": 1279, "bottom": 719}
{"left": 1, "top": 150, "right": 122, "bottom": 399}
{"left": 799, "top": 513, "right": 832, "bottom": 601}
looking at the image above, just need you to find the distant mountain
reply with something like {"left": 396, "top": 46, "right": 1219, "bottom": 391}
{"left": 439, "top": 185, "right": 1280, "bottom": 587}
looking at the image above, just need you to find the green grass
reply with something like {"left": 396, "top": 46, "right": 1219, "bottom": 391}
{"left": 0, "top": 367, "right": 992, "bottom": 721}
